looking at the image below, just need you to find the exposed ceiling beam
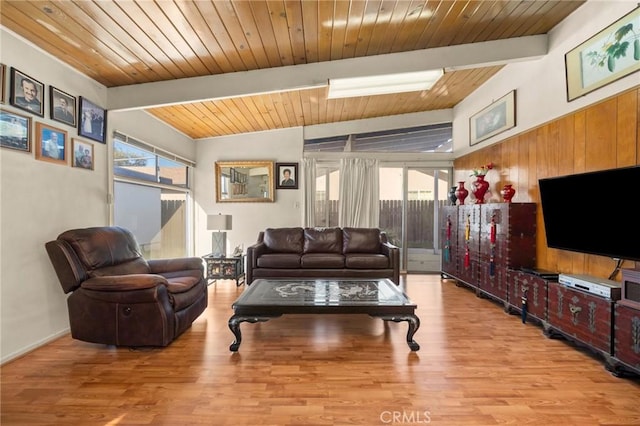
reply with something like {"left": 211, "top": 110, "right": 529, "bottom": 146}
{"left": 107, "top": 35, "right": 547, "bottom": 111}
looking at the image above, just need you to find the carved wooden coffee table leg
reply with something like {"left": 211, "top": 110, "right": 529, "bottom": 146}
{"left": 228, "top": 314, "right": 281, "bottom": 351}
{"left": 372, "top": 314, "right": 421, "bottom": 351}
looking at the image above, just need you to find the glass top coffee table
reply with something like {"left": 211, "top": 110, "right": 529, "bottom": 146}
{"left": 228, "top": 278, "right": 420, "bottom": 351}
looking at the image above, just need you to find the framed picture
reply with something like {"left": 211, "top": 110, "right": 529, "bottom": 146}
{"left": 0, "top": 63, "right": 6, "bottom": 104}
{"left": 565, "top": 7, "right": 640, "bottom": 102}
{"left": 35, "top": 122, "right": 67, "bottom": 165}
{"left": 50, "top": 87, "right": 76, "bottom": 127}
{"left": 9, "top": 67, "right": 44, "bottom": 117}
{"left": 275, "top": 162, "right": 298, "bottom": 189}
{"left": 469, "top": 90, "right": 516, "bottom": 146}
{"left": 72, "top": 138, "right": 94, "bottom": 170}
{"left": 0, "top": 108, "right": 31, "bottom": 152}
{"left": 78, "top": 96, "right": 106, "bottom": 143}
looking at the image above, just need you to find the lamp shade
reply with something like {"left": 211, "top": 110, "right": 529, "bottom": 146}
{"left": 207, "top": 214, "right": 232, "bottom": 231}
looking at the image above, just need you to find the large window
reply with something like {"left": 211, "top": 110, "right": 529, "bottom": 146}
{"left": 304, "top": 123, "right": 452, "bottom": 153}
{"left": 113, "top": 133, "right": 193, "bottom": 259}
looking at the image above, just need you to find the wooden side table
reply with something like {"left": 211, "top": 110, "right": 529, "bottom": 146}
{"left": 202, "top": 254, "right": 245, "bottom": 286}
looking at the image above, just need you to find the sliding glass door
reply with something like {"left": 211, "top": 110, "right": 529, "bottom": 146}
{"left": 379, "top": 167, "right": 450, "bottom": 272}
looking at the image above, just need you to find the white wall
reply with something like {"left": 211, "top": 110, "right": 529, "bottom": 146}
{"left": 453, "top": 0, "right": 640, "bottom": 156}
{"left": 193, "top": 127, "right": 304, "bottom": 256}
{"left": 0, "top": 30, "right": 109, "bottom": 362}
{"left": 0, "top": 31, "right": 197, "bottom": 363}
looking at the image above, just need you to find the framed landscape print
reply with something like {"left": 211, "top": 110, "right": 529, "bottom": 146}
{"left": 469, "top": 91, "right": 516, "bottom": 146}
{"left": 72, "top": 138, "right": 94, "bottom": 170}
{"left": 565, "top": 6, "right": 640, "bottom": 101}
{"left": 35, "top": 122, "right": 67, "bottom": 165}
{"left": 0, "top": 108, "right": 31, "bottom": 152}
{"left": 50, "top": 86, "right": 76, "bottom": 127}
{"left": 275, "top": 162, "right": 298, "bottom": 189}
{"left": 78, "top": 96, "right": 106, "bottom": 143}
{"left": 9, "top": 67, "right": 44, "bottom": 117}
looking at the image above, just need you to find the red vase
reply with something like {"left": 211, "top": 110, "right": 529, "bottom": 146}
{"left": 500, "top": 184, "right": 516, "bottom": 202}
{"left": 472, "top": 175, "right": 489, "bottom": 204}
{"left": 455, "top": 181, "right": 468, "bottom": 205}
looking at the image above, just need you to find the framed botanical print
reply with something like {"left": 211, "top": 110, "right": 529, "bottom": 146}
{"left": 35, "top": 122, "right": 67, "bottom": 165}
{"left": 469, "top": 91, "right": 516, "bottom": 145}
{"left": 275, "top": 162, "right": 298, "bottom": 189}
{"left": 565, "top": 7, "right": 640, "bottom": 101}
{"left": 78, "top": 96, "right": 107, "bottom": 143}
{"left": 9, "top": 67, "right": 44, "bottom": 117}
{"left": 50, "top": 86, "right": 76, "bottom": 127}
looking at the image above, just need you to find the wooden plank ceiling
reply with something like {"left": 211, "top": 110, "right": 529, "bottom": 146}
{"left": 1, "top": 1, "right": 585, "bottom": 139}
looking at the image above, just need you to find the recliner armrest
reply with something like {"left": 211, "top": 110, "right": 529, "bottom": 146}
{"left": 81, "top": 274, "right": 168, "bottom": 291}
{"left": 148, "top": 257, "right": 204, "bottom": 274}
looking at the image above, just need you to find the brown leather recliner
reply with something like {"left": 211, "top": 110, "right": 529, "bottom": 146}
{"left": 45, "top": 226, "right": 208, "bottom": 347}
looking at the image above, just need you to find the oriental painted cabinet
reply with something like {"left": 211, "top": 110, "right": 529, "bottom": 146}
{"left": 478, "top": 203, "right": 536, "bottom": 303}
{"left": 440, "top": 203, "right": 536, "bottom": 304}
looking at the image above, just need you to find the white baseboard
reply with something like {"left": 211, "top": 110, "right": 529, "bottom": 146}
{"left": 1, "top": 328, "right": 70, "bottom": 365}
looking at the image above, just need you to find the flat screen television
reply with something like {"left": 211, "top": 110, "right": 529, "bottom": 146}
{"left": 538, "top": 166, "right": 640, "bottom": 261}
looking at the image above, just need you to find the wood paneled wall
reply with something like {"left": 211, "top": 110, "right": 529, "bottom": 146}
{"left": 454, "top": 86, "right": 640, "bottom": 280}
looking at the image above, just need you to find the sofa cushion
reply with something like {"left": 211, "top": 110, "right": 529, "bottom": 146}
{"left": 343, "top": 228, "right": 381, "bottom": 254}
{"left": 301, "top": 253, "right": 345, "bottom": 268}
{"left": 304, "top": 227, "right": 343, "bottom": 254}
{"left": 264, "top": 227, "right": 304, "bottom": 253}
{"left": 257, "top": 253, "right": 301, "bottom": 268}
{"left": 345, "top": 254, "right": 389, "bottom": 269}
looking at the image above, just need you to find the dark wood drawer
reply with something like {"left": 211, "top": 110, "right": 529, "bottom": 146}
{"left": 509, "top": 271, "right": 548, "bottom": 322}
{"left": 614, "top": 302, "right": 640, "bottom": 372}
{"left": 478, "top": 263, "right": 508, "bottom": 302}
{"left": 547, "top": 282, "right": 614, "bottom": 355}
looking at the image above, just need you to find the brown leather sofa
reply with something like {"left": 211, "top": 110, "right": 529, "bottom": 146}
{"left": 45, "top": 226, "right": 208, "bottom": 347}
{"left": 246, "top": 227, "right": 400, "bottom": 285}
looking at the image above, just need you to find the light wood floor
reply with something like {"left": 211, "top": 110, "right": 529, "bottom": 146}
{"left": 2, "top": 274, "right": 639, "bottom": 425}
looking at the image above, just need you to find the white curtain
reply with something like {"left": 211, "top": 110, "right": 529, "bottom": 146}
{"left": 338, "top": 158, "right": 379, "bottom": 227}
{"left": 302, "top": 157, "right": 316, "bottom": 227}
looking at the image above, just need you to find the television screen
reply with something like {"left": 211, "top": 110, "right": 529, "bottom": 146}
{"left": 538, "top": 166, "right": 640, "bottom": 261}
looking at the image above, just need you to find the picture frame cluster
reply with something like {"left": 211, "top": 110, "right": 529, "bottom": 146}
{"left": 0, "top": 64, "right": 103, "bottom": 171}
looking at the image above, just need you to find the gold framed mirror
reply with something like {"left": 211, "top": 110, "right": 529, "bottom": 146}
{"left": 215, "top": 161, "right": 275, "bottom": 203}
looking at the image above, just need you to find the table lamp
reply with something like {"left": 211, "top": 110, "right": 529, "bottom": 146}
{"left": 207, "top": 214, "right": 232, "bottom": 257}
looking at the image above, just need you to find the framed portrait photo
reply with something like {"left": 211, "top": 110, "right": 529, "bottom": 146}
{"left": 275, "top": 162, "right": 298, "bottom": 189}
{"left": 72, "top": 138, "right": 94, "bottom": 170}
{"left": 50, "top": 87, "right": 76, "bottom": 127}
{"left": 469, "top": 90, "right": 516, "bottom": 146}
{"left": 78, "top": 96, "right": 107, "bottom": 143}
{"left": 35, "top": 122, "right": 67, "bottom": 165}
{"left": 0, "top": 63, "right": 6, "bottom": 104}
{"left": 0, "top": 108, "right": 31, "bottom": 152}
{"left": 9, "top": 67, "right": 44, "bottom": 117}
